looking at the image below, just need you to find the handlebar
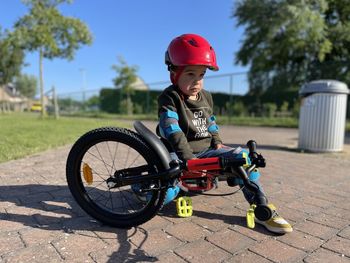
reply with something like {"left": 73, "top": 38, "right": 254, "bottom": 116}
{"left": 185, "top": 140, "right": 266, "bottom": 171}
{"left": 114, "top": 139, "right": 266, "bottom": 206}
{"left": 247, "top": 140, "right": 266, "bottom": 168}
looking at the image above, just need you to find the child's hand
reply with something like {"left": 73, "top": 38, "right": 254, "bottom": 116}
{"left": 215, "top": 143, "right": 223, "bottom": 149}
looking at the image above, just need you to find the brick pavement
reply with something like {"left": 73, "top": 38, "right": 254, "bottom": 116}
{"left": 0, "top": 121, "right": 349, "bottom": 263}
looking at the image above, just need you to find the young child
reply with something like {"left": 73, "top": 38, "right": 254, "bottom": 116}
{"left": 158, "top": 33, "right": 292, "bottom": 234}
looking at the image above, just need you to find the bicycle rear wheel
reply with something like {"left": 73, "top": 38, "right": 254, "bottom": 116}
{"left": 66, "top": 127, "right": 167, "bottom": 228}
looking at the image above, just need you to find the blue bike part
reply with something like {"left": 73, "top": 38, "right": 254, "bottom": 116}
{"left": 228, "top": 168, "right": 261, "bottom": 186}
{"left": 228, "top": 149, "right": 261, "bottom": 185}
{"left": 240, "top": 149, "right": 260, "bottom": 181}
{"left": 249, "top": 169, "right": 261, "bottom": 181}
{"left": 208, "top": 115, "right": 219, "bottom": 133}
{"left": 159, "top": 110, "right": 182, "bottom": 139}
{"left": 163, "top": 185, "right": 181, "bottom": 205}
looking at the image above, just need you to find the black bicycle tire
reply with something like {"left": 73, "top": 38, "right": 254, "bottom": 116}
{"left": 66, "top": 126, "right": 167, "bottom": 228}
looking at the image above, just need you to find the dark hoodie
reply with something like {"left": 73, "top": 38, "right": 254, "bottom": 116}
{"left": 158, "top": 85, "right": 222, "bottom": 160}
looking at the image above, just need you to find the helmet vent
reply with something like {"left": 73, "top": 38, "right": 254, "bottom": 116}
{"left": 188, "top": 38, "right": 199, "bottom": 47}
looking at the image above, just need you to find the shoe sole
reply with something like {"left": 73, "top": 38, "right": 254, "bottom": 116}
{"left": 256, "top": 220, "right": 293, "bottom": 234}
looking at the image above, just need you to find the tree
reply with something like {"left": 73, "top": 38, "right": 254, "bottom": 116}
{"left": 111, "top": 57, "right": 138, "bottom": 115}
{"left": 14, "top": 74, "right": 38, "bottom": 98}
{"left": 0, "top": 27, "right": 25, "bottom": 85}
{"left": 13, "top": 0, "right": 93, "bottom": 117}
{"left": 233, "top": 0, "right": 350, "bottom": 104}
{"left": 86, "top": 95, "right": 100, "bottom": 110}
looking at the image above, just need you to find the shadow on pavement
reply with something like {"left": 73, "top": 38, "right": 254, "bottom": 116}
{"left": 0, "top": 184, "right": 158, "bottom": 262}
{"left": 0, "top": 183, "right": 279, "bottom": 261}
{"left": 158, "top": 196, "right": 277, "bottom": 237}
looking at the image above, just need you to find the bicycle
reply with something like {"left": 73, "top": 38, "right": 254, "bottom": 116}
{"left": 66, "top": 121, "right": 273, "bottom": 228}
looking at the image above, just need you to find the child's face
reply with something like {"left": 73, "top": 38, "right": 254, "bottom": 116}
{"left": 177, "top": 65, "right": 207, "bottom": 100}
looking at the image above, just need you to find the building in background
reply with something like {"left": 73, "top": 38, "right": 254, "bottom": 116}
{"left": 0, "top": 84, "right": 28, "bottom": 112}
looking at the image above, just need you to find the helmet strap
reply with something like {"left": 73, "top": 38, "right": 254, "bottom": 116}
{"left": 170, "top": 66, "right": 185, "bottom": 85}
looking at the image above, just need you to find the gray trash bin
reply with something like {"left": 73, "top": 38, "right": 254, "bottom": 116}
{"left": 298, "top": 80, "right": 349, "bottom": 152}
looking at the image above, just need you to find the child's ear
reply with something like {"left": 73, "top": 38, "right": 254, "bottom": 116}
{"left": 170, "top": 71, "right": 176, "bottom": 84}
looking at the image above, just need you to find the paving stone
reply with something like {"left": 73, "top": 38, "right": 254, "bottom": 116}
{"left": 323, "top": 206, "right": 350, "bottom": 221}
{"left": 277, "top": 230, "right": 324, "bottom": 252}
{"left": 92, "top": 226, "right": 137, "bottom": 245}
{"left": 128, "top": 228, "right": 183, "bottom": 256}
{"left": 249, "top": 238, "right": 307, "bottom": 263}
{"left": 51, "top": 231, "right": 107, "bottom": 261}
{"left": 140, "top": 214, "right": 173, "bottom": 231}
{"left": 310, "top": 192, "right": 347, "bottom": 203}
{"left": 304, "top": 248, "right": 350, "bottom": 263}
{"left": 229, "top": 224, "right": 271, "bottom": 242}
{"left": 207, "top": 228, "right": 255, "bottom": 254}
{"left": 190, "top": 211, "right": 230, "bottom": 232}
{"left": 2, "top": 244, "right": 63, "bottom": 263}
{"left": 1, "top": 124, "right": 350, "bottom": 262}
{"left": 338, "top": 226, "right": 350, "bottom": 239}
{"left": 274, "top": 206, "right": 308, "bottom": 224}
{"left": 201, "top": 195, "right": 236, "bottom": 209}
{"left": 294, "top": 220, "right": 339, "bottom": 239}
{"left": 174, "top": 239, "right": 231, "bottom": 263}
{"left": 17, "top": 192, "right": 54, "bottom": 206}
{"left": 286, "top": 200, "right": 323, "bottom": 215}
{"left": 307, "top": 212, "right": 349, "bottom": 230}
{"left": 19, "top": 226, "right": 65, "bottom": 247}
{"left": 89, "top": 241, "right": 158, "bottom": 263}
{"left": 322, "top": 236, "right": 350, "bottom": 257}
{"left": 40, "top": 200, "right": 72, "bottom": 212}
{"left": 33, "top": 209, "right": 73, "bottom": 226}
{"left": 0, "top": 218, "right": 31, "bottom": 232}
{"left": 0, "top": 232, "right": 25, "bottom": 255}
{"left": 156, "top": 251, "right": 187, "bottom": 262}
{"left": 165, "top": 221, "right": 211, "bottom": 242}
{"left": 59, "top": 216, "right": 102, "bottom": 232}
{"left": 302, "top": 196, "right": 335, "bottom": 209}
{"left": 158, "top": 203, "right": 193, "bottom": 224}
{"left": 225, "top": 249, "right": 272, "bottom": 263}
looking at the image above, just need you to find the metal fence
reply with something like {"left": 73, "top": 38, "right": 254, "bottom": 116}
{"left": 56, "top": 72, "right": 249, "bottom": 114}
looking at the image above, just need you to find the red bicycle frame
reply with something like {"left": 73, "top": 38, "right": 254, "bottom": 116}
{"left": 181, "top": 157, "right": 223, "bottom": 192}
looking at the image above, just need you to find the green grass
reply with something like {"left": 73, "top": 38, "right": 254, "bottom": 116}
{"left": 0, "top": 113, "right": 129, "bottom": 163}
{"left": 217, "top": 116, "right": 299, "bottom": 128}
{"left": 63, "top": 112, "right": 350, "bottom": 131}
{"left": 62, "top": 111, "right": 158, "bottom": 121}
{"left": 1, "top": 112, "right": 349, "bottom": 163}
{"left": 220, "top": 116, "right": 349, "bottom": 132}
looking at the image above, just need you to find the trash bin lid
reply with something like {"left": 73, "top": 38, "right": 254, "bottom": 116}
{"left": 299, "top": 80, "right": 349, "bottom": 96}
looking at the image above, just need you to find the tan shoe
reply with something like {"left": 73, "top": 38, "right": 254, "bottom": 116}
{"left": 255, "top": 204, "right": 293, "bottom": 234}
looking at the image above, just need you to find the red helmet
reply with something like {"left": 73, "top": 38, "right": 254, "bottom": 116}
{"left": 165, "top": 34, "right": 219, "bottom": 71}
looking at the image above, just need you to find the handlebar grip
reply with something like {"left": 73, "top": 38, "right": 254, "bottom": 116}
{"left": 247, "top": 140, "right": 258, "bottom": 159}
{"left": 247, "top": 140, "right": 257, "bottom": 152}
{"left": 220, "top": 157, "right": 246, "bottom": 169}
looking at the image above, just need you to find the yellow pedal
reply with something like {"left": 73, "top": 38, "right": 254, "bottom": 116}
{"left": 82, "top": 163, "right": 93, "bottom": 185}
{"left": 242, "top": 151, "right": 249, "bottom": 168}
{"left": 176, "top": 197, "right": 193, "bottom": 217}
{"left": 246, "top": 204, "right": 256, "bottom": 229}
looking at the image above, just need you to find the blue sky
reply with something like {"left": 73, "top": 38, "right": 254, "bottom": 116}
{"left": 1, "top": 0, "right": 249, "bottom": 96}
